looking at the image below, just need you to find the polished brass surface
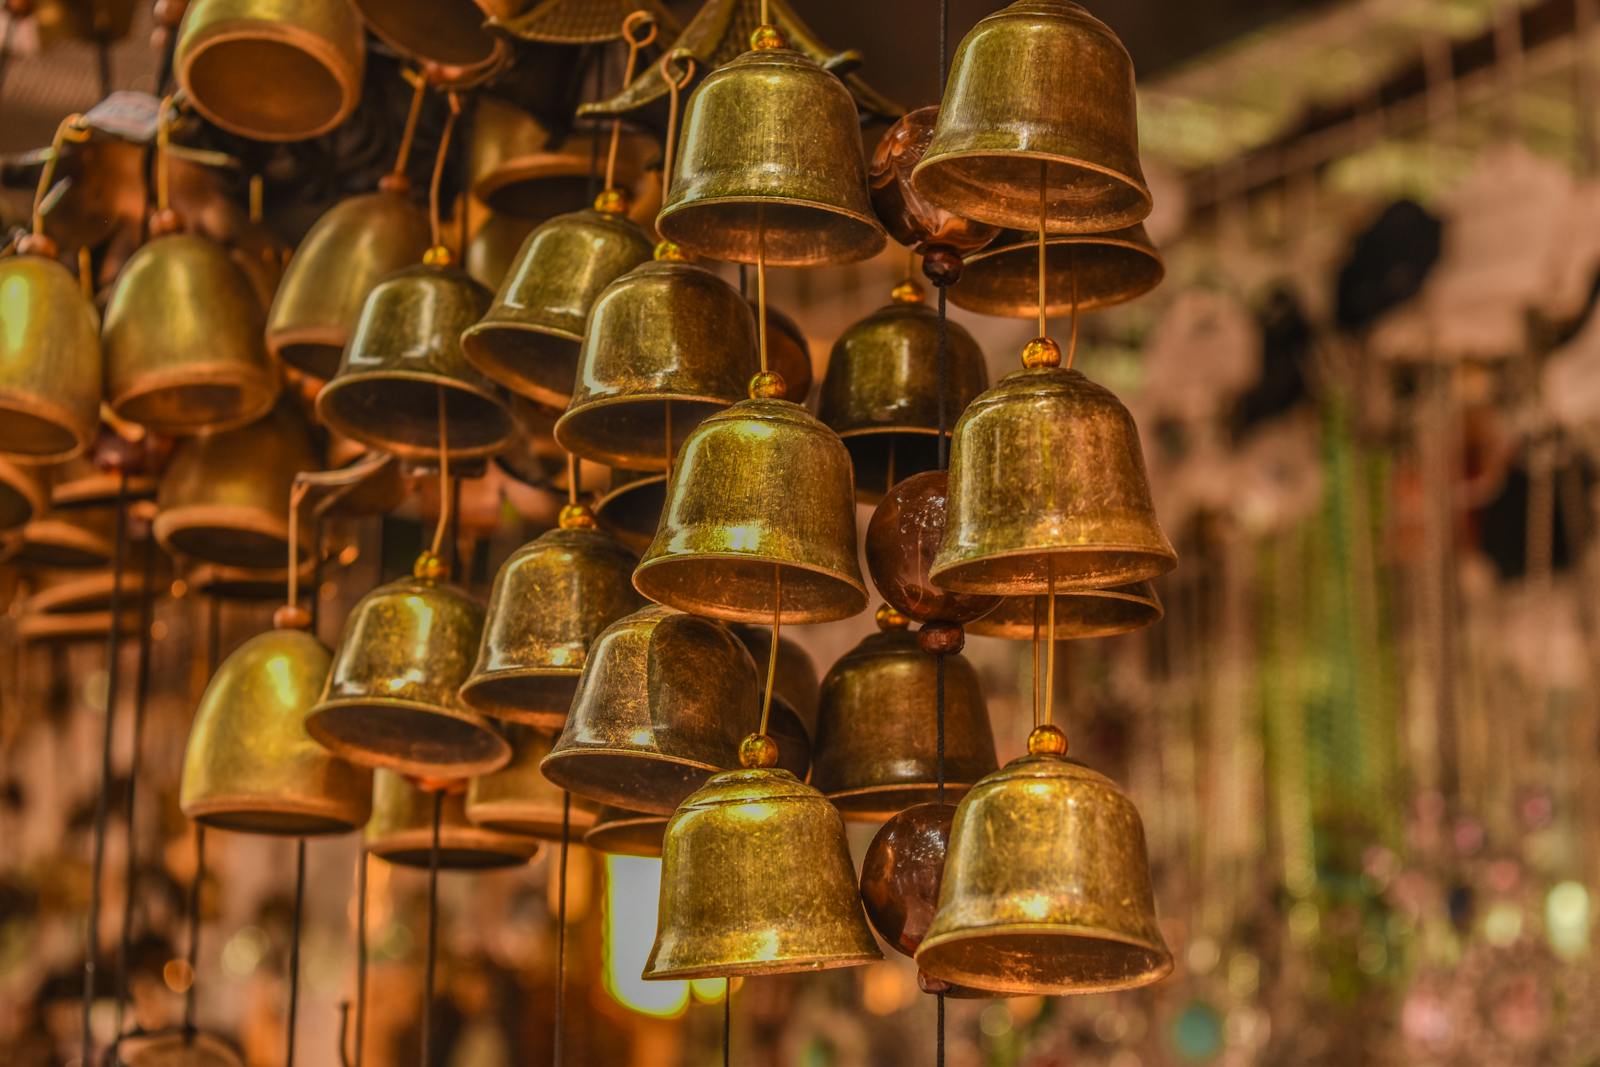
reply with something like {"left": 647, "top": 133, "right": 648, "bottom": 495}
{"left": 465, "top": 723, "right": 598, "bottom": 839}
{"left": 119, "top": 1031, "right": 245, "bottom": 1067}
{"left": 266, "top": 191, "right": 432, "bottom": 379}
{"left": 176, "top": 0, "right": 365, "bottom": 141}
{"left": 349, "top": 0, "right": 505, "bottom": 84}
{"left": 0, "top": 458, "right": 48, "bottom": 532}
{"left": 864, "top": 471, "right": 1001, "bottom": 625}
{"left": 967, "top": 581, "right": 1162, "bottom": 640}
{"left": 470, "top": 96, "right": 652, "bottom": 221}
{"left": 317, "top": 263, "right": 517, "bottom": 461}
{"left": 634, "top": 398, "right": 866, "bottom": 624}
{"left": 541, "top": 605, "right": 759, "bottom": 814}
{"left": 555, "top": 260, "right": 758, "bottom": 469}
{"left": 913, "top": 0, "right": 1151, "bottom": 233}
{"left": 950, "top": 224, "right": 1163, "bottom": 318}
{"left": 732, "top": 625, "right": 819, "bottom": 736}
{"left": 916, "top": 751, "right": 1172, "bottom": 995}
{"left": 644, "top": 766, "right": 882, "bottom": 979}
{"left": 367, "top": 770, "right": 539, "bottom": 869}
{"left": 583, "top": 805, "right": 667, "bottom": 856}
{"left": 869, "top": 106, "right": 1000, "bottom": 255}
{"left": 0, "top": 253, "right": 102, "bottom": 461}
{"left": 16, "top": 508, "right": 114, "bottom": 569}
{"left": 932, "top": 367, "right": 1175, "bottom": 594}
{"left": 460, "top": 208, "right": 653, "bottom": 410}
{"left": 48, "top": 457, "right": 158, "bottom": 511}
{"left": 594, "top": 468, "right": 666, "bottom": 553}
{"left": 104, "top": 233, "right": 280, "bottom": 436}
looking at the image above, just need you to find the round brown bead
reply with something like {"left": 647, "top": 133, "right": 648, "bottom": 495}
{"left": 859, "top": 801, "right": 956, "bottom": 957}
{"left": 865, "top": 470, "right": 1000, "bottom": 624}
{"left": 916, "top": 621, "right": 964, "bottom": 656}
{"left": 920, "top": 245, "right": 964, "bottom": 287}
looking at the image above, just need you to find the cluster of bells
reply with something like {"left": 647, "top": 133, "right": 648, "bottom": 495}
{"left": 0, "top": 0, "right": 1177, "bottom": 1002}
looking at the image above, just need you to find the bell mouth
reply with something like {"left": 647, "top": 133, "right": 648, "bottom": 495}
{"left": 821, "top": 782, "right": 977, "bottom": 821}
{"left": 460, "top": 321, "right": 582, "bottom": 410}
{"left": 595, "top": 474, "right": 666, "bottom": 552}
{"left": 463, "top": 800, "right": 599, "bottom": 840}
{"left": 50, "top": 472, "right": 158, "bottom": 510}
{"left": 27, "top": 571, "right": 161, "bottom": 615}
{"left": 656, "top": 197, "right": 886, "bottom": 267}
{"left": 188, "top": 565, "right": 305, "bottom": 602}
{"left": 368, "top": 830, "right": 540, "bottom": 871}
{"left": 185, "top": 795, "right": 366, "bottom": 837}
{"left": 911, "top": 150, "right": 1151, "bottom": 235}
{"left": 181, "top": 26, "right": 354, "bottom": 141}
{"left": 539, "top": 747, "right": 723, "bottom": 816}
{"left": 111, "top": 363, "right": 279, "bottom": 437}
{"left": 0, "top": 394, "right": 90, "bottom": 463}
{"left": 456, "top": 669, "right": 580, "bottom": 730}
{"left": 584, "top": 810, "right": 667, "bottom": 856}
{"left": 266, "top": 324, "right": 349, "bottom": 381}
{"left": 967, "top": 585, "right": 1162, "bottom": 640}
{"left": 316, "top": 370, "right": 516, "bottom": 461}
{"left": 17, "top": 520, "right": 112, "bottom": 569}
{"left": 953, "top": 230, "right": 1163, "bottom": 318}
{"left": 307, "top": 699, "right": 512, "bottom": 779}
{"left": 154, "top": 506, "right": 304, "bottom": 570}
{"left": 19, "top": 609, "right": 137, "bottom": 644}
{"left": 633, "top": 555, "right": 868, "bottom": 626}
{"left": 476, "top": 171, "right": 594, "bottom": 223}
{"left": 915, "top": 923, "right": 1173, "bottom": 997}
{"left": 838, "top": 429, "right": 947, "bottom": 505}
{"left": 352, "top": 0, "right": 500, "bottom": 72}
{"left": 644, "top": 947, "right": 882, "bottom": 983}
{"left": 930, "top": 544, "right": 1176, "bottom": 597}
{"left": 555, "top": 395, "right": 734, "bottom": 472}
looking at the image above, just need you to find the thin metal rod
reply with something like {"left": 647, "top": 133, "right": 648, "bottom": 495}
{"left": 430, "top": 385, "right": 452, "bottom": 563}
{"left": 354, "top": 849, "right": 369, "bottom": 1067}
{"left": 1037, "top": 161, "right": 1048, "bottom": 340}
{"left": 1064, "top": 250, "right": 1079, "bottom": 370}
{"left": 935, "top": 654, "right": 946, "bottom": 805}
{"left": 113, "top": 534, "right": 158, "bottom": 1039}
{"left": 936, "top": 285, "right": 949, "bottom": 470}
{"left": 286, "top": 839, "right": 306, "bottom": 1067}
{"left": 758, "top": 566, "right": 781, "bottom": 737}
{"left": 554, "top": 793, "right": 571, "bottom": 1067}
{"left": 756, "top": 212, "right": 769, "bottom": 375}
{"left": 1044, "top": 559, "right": 1057, "bottom": 730}
{"left": 183, "top": 826, "right": 206, "bottom": 1037}
{"left": 1031, "top": 597, "right": 1042, "bottom": 730}
{"left": 393, "top": 73, "right": 427, "bottom": 177}
{"left": 427, "top": 97, "right": 460, "bottom": 252}
{"left": 420, "top": 791, "right": 442, "bottom": 1067}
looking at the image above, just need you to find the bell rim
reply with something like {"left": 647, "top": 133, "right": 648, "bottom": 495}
{"left": 911, "top": 149, "right": 1152, "bottom": 235}
{"left": 462, "top": 798, "right": 600, "bottom": 840}
{"left": 472, "top": 156, "right": 596, "bottom": 212}
{"left": 109, "top": 361, "right": 280, "bottom": 438}
{"left": 18, "top": 518, "right": 114, "bottom": 569}
{"left": 27, "top": 570, "right": 162, "bottom": 615}
{"left": 183, "top": 793, "right": 369, "bottom": 837}
{"left": 914, "top": 922, "right": 1174, "bottom": 996}
{"left": 823, "top": 781, "right": 977, "bottom": 820}
{"left": 51, "top": 472, "right": 158, "bottom": 510}
{"left": 0, "top": 390, "right": 95, "bottom": 463}
{"left": 18, "top": 609, "right": 136, "bottom": 643}
{"left": 0, "top": 461, "right": 48, "bottom": 531}
{"left": 929, "top": 543, "right": 1176, "bottom": 596}
{"left": 367, "top": 829, "right": 540, "bottom": 870}
{"left": 459, "top": 319, "right": 583, "bottom": 409}
{"left": 348, "top": 0, "right": 504, "bottom": 80}
{"left": 633, "top": 554, "right": 869, "bottom": 626}
{"left": 582, "top": 813, "right": 666, "bottom": 856}
{"left": 966, "top": 585, "right": 1163, "bottom": 640}
{"left": 265, "top": 323, "right": 348, "bottom": 380}
{"left": 951, "top": 229, "right": 1165, "bottom": 318}
{"left": 554, "top": 393, "right": 740, "bottom": 471}
{"left": 153, "top": 503, "right": 304, "bottom": 570}
{"left": 539, "top": 745, "right": 724, "bottom": 816}
{"left": 642, "top": 947, "right": 882, "bottom": 982}
{"left": 177, "top": 18, "right": 361, "bottom": 142}
{"left": 457, "top": 665, "right": 581, "bottom": 720}
{"left": 315, "top": 367, "right": 518, "bottom": 461}
{"left": 306, "top": 698, "right": 514, "bottom": 779}
{"left": 656, "top": 195, "right": 887, "bottom": 267}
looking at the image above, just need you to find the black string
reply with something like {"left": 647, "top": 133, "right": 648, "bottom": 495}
{"left": 183, "top": 826, "right": 205, "bottom": 1039}
{"left": 112, "top": 533, "right": 158, "bottom": 1042}
{"left": 421, "top": 791, "right": 442, "bottom": 1067}
{"left": 936, "top": 288, "right": 950, "bottom": 469}
{"left": 935, "top": 9, "right": 950, "bottom": 1057}
{"left": 286, "top": 839, "right": 307, "bottom": 1067}
{"left": 936, "top": 992, "right": 946, "bottom": 1067}
{"left": 938, "top": 0, "right": 949, "bottom": 94}
{"left": 354, "top": 848, "right": 369, "bottom": 1067}
{"left": 723, "top": 981, "right": 731, "bottom": 1067}
{"left": 554, "top": 793, "right": 570, "bottom": 1067}
{"left": 935, "top": 657, "right": 947, "bottom": 803}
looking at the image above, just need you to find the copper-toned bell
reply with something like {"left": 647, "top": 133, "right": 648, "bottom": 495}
{"left": 181, "top": 627, "right": 372, "bottom": 835}
{"left": 540, "top": 605, "right": 758, "bottom": 814}
{"left": 15, "top": 507, "right": 114, "bottom": 568}
{"left": 818, "top": 286, "right": 989, "bottom": 501}
{"left": 0, "top": 458, "right": 48, "bottom": 533}
{"left": 869, "top": 106, "right": 1000, "bottom": 255}
{"left": 367, "top": 771, "right": 539, "bottom": 869}
{"left": 460, "top": 205, "right": 654, "bottom": 410}
{"left": 913, "top": 0, "right": 1151, "bottom": 234}
{"left": 470, "top": 96, "right": 652, "bottom": 221}
{"left": 350, "top": 0, "right": 505, "bottom": 85}
{"left": 175, "top": 0, "right": 365, "bottom": 141}
{"left": 634, "top": 396, "right": 867, "bottom": 624}
{"left": 0, "top": 250, "right": 102, "bottom": 461}
{"left": 554, "top": 259, "right": 758, "bottom": 469}
{"left": 865, "top": 471, "right": 1000, "bottom": 625}
{"left": 594, "top": 468, "right": 665, "bottom": 552}
{"left": 465, "top": 723, "right": 597, "bottom": 839}
{"left": 265, "top": 190, "right": 432, "bottom": 379}
{"left": 583, "top": 805, "right": 666, "bottom": 857}
{"left": 967, "top": 581, "right": 1162, "bottom": 640}
{"left": 950, "top": 224, "right": 1163, "bottom": 318}
{"left": 104, "top": 233, "right": 280, "bottom": 436}
{"left": 316, "top": 261, "right": 517, "bottom": 461}
{"left": 860, "top": 801, "right": 955, "bottom": 957}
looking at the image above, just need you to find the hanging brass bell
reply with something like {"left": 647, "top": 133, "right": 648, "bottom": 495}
{"left": 460, "top": 203, "right": 654, "bottom": 410}
{"left": 950, "top": 224, "right": 1163, "bottom": 318}
{"left": 817, "top": 285, "right": 989, "bottom": 501}
{"left": 15, "top": 506, "right": 115, "bottom": 568}
{"left": 104, "top": 233, "right": 280, "bottom": 436}
{"left": 583, "top": 805, "right": 666, "bottom": 857}
{"left": 0, "top": 458, "right": 48, "bottom": 533}
{"left": 316, "top": 259, "right": 518, "bottom": 461}
{"left": 966, "top": 581, "right": 1162, "bottom": 640}
{"left": 594, "top": 468, "right": 666, "bottom": 552}
{"left": 540, "top": 605, "right": 759, "bottom": 814}
{"left": 181, "top": 626, "right": 372, "bottom": 835}
{"left": 24, "top": 550, "right": 168, "bottom": 614}
{"left": 465, "top": 723, "right": 597, "bottom": 840}
{"left": 465, "top": 209, "right": 536, "bottom": 290}
{"left": 48, "top": 455, "right": 159, "bottom": 511}
{"left": 913, "top": 0, "right": 1151, "bottom": 233}
{"left": 175, "top": 0, "right": 365, "bottom": 142}
{"left": 349, "top": 0, "right": 505, "bottom": 85}
{"left": 187, "top": 562, "right": 310, "bottom": 603}
{"left": 731, "top": 624, "right": 820, "bottom": 739}
{"left": 469, "top": 96, "right": 652, "bottom": 222}
{"left": 915, "top": 732, "right": 1172, "bottom": 995}
{"left": 0, "top": 246, "right": 103, "bottom": 461}
{"left": 367, "top": 771, "right": 539, "bottom": 869}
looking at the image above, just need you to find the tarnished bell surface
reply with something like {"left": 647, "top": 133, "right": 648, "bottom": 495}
{"left": 540, "top": 605, "right": 759, "bottom": 815}
{"left": 181, "top": 628, "right": 372, "bottom": 835}
{"left": 950, "top": 224, "right": 1164, "bottom": 318}
{"left": 367, "top": 771, "right": 539, "bottom": 870}
{"left": 465, "top": 723, "right": 598, "bottom": 839}
{"left": 175, "top": 0, "right": 365, "bottom": 141}
{"left": 350, "top": 0, "right": 503, "bottom": 84}
{"left": 460, "top": 207, "right": 653, "bottom": 410}
{"left": 266, "top": 190, "right": 432, "bottom": 379}
{"left": 967, "top": 581, "right": 1162, "bottom": 640}
{"left": 634, "top": 398, "right": 867, "bottom": 624}
{"left": 656, "top": 41, "right": 886, "bottom": 266}
{"left": 0, "top": 458, "right": 48, "bottom": 533}
{"left": 307, "top": 568, "right": 511, "bottom": 779}
{"left": 594, "top": 468, "right": 666, "bottom": 552}
{"left": 317, "top": 263, "right": 517, "bottom": 461}
{"left": 931, "top": 368, "right": 1175, "bottom": 595}
{"left": 470, "top": 96, "right": 653, "bottom": 221}
{"left": 583, "top": 805, "right": 666, "bottom": 857}
{"left": 913, "top": 0, "right": 1151, "bottom": 234}
{"left": 104, "top": 233, "right": 280, "bottom": 436}
{"left": 818, "top": 292, "right": 989, "bottom": 501}
{"left": 643, "top": 766, "right": 882, "bottom": 979}
{"left": 916, "top": 747, "right": 1173, "bottom": 995}
{"left": 0, "top": 252, "right": 102, "bottom": 461}
{"left": 554, "top": 261, "right": 758, "bottom": 469}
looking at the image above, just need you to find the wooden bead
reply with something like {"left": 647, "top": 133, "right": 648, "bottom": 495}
{"left": 859, "top": 801, "right": 956, "bottom": 957}
{"left": 865, "top": 470, "right": 1000, "bottom": 624}
{"left": 917, "top": 621, "right": 964, "bottom": 656}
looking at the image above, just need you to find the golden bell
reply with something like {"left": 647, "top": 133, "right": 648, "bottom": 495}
{"left": 912, "top": 0, "right": 1151, "bottom": 233}
{"left": 0, "top": 458, "right": 49, "bottom": 533}
{"left": 307, "top": 564, "right": 511, "bottom": 779}
{"left": 460, "top": 207, "right": 654, "bottom": 410}
{"left": 967, "top": 581, "right": 1162, "bottom": 640}
{"left": 950, "top": 224, "right": 1164, "bottom": 318}
{"left": 761, "top": 302, "right": 813, "bottom": 401}
{"left": 656, "top": 37, "right": 886, "bottom": 266}
{"left": 175, "top": 0, "right": 365, "bottom": 141}
{"left": 643, "top": 764, "right": 882, "bottom": 979}
{"left": 104, "top": 233, "right": 280, "bottom": 436}
{"left": 932, "top": 367, "right": 1175, "bottom": 595}
{"left": 470, "top": 96, "right": 652, "bottom": 222}
{"left": 266, "top": 190, "right": 432, "bottom": 379}
{"left": 540, "top": 605, "right": 759, "bottom": 814}
{"left": 24, "top": 551, "right": 168, "bottom": 614}
{"left": 187, "top": 562, "right": 310, "bottom": 602}
{"left": 465, "top": 723, "right": 598, "bottom": 839}
{"left": 153, "top": 405, "right": 319, "bottom": 569}
{"left": 458, "top": 514, "right": 644, "bottom": 731}
{"left": 317, "top": 262, "right": 517, "bottom": 461}
{"left": 350, "top": 0, "right": 505, "bottom": 85}
{"left": 181, "top": 627, "right": 372, "bottom": 835}
{"left": 817, "top": 291, "right": 989, "bottom": 502}
{"left": 583, "top": 805, "right": 666, "bottom": 857}
{"left": 16, "top": 507, "right": 114, "bottom": 568}
{"left": 554, "top": 260, "right": 758, "bottom": 469}
{"left": 634, "top": 397, "right": 867, "bottom": 624}
{"left": 367, "top": 771, "right": 539, "bottom": 869}
{"left": 915, "top": 742, "right": 1172, "bottom": 995}
{"left": 594, "top": 468, "right": 666, "bottom": 552}
{"left": 0, "top": 251, "right": 102, "bottom": 461}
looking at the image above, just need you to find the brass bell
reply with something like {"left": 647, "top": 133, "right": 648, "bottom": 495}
{"left": 583, "top": 805, "right": 666, "bottom": 857}
{"left": 966, "top": 581, "right": 1162, "bottom": 640}
{"left": 187, "top": 562, "right": 310, "bottom": 603}
{"left": 465, "top": 723, "right": 598, "bottom": 840}
{"left": 316, "top": 260, "right": 518, "bottom": 461}
{"left": 913, "top": 0, "right": 1151, "bottom": 233}
{"left": 265, "top": 189, "right": 432, "bottom": 380}
{"left": 24, "top": 551, "right": 168, "bottom": 614}
{"left": 470, "top": 96, "right": 652, "bottom": 222}
{"left": 817, "top": 284, "right": 989, "bottom": 501}
{"left": 457, "top": 506, "right": 644, "bottom": 731}
{"left": 0, "top": 458, "right": 48, "bottom": 533}
{"left": 104, "top": 233, "right": 280, "bottom": 436}
{"left": 175, "top": 0, "right": 365, "bottom": 141}
{"left": 460, "top": 204, "right": 654, "bottom": 410}
{"left": 540, "top": 605, "right": 759, "bottom": 814}
{"left": 367, "top": 771, "right": 539, "bottom": 869}
{"left": 16, "top": 506, "right": 114, "bottom": 568}
{"left": 554, "top": 258, "right": 758, "bottom": 469}
{"left": 915, "top": 731, "right": 1172, "bottom": 995}
{"left": 349, "top": 0, "right": 505, "bottom": 85}
{"left": 950, "top": 224, "right": 1163, "bottom": 318}
{"left": 594, "top": 468, "right": 666, "bottom": 552}
{"left": 0, "top": 248, "right": 102, "bottom": 461}
{"left": 181, "top": 626, "right": 372, "bottom": 835}
{"left": 48, "top": 455, "right": 159, "bottom": 511}
{"left": 464, "top": 210, "right": 535, "bottom": 290}
{"left": 731, "top": 624, "right": 819, "bottom": 738}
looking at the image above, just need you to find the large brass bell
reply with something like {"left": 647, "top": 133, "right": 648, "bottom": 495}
{"left": 0, "top": 247, "right": 103, "bottom": 461}
{"left": 594, "top": 468, "right": 666, "bottom": 552}
{"left": 349, "top": 0, "right": 505, "bottom": 85}
{"left": 181, "top": 626, "right": 372, "bottom": 835}
{"left": 913, "top": 0, "right": 1151, "bottom": 233}
{"left": 0, "top": 459, "right": 49, "bottom": 533}
{"left": 465, "top": 723, "right": 597, "bottom": 840}
{"left": 367, "top": 772, "right": 539, "bottom": 869}
{"left": 950, "top": 225, "right": 1163, "bottom": 318}
{"left": 470, "top": 95, "right": 652, "bottom": 222}
{"left": 540, "top": 605, "right": 758, "bottom": 814}
{"left": 583, "top": 805, "right": 666, "bottom": 857}
{"left": 967, "top": 581, "right": 1162, "bottom": 640}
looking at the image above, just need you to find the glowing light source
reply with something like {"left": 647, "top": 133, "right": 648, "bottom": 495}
{"left": 604, "top": 855, "right": 689, "bottom": 1018}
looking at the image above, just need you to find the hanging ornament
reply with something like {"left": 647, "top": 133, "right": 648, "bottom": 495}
{"left": 869, "top": 105, "right": 1000, "bottom": 261}
{"left": 865, "top": 471, "right": 1000, "bottom": 625}
{"left": 465, "top": 724, "right": 599, "bottom": 840}
{"left": 367, "top": 772, "right": 539, "bottom": 869}
{"left": 949, "top": 224, "right": 1163, "bottom": 318}
{"left": 966, "top": 580, "right": 1161, "bottom": 640}
{"left": 349, "top": 0, "right": 506, "bottom": 86}
{"left": 594, "top": 467, "right": 667, "bottom": 552}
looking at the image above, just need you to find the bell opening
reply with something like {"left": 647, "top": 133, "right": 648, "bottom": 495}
{"left": 0, "top": 404, "right": 82, "bottom": 462}
{"left": 824, "top": 783, "right": 976, "bottom": 821}
{"left": 953, "top": 237, "right": 1163, "bottom": 318}
{"left": 556, "top": 398, "right": 727, "bottom": 472}
{"left": 15, "top": 538, "right": 109, "bottom": 570}
{"left": 317, "top": 374, "right": 514, "bottom": 459}
{"left": 916, "top": 926, "right": 1172, "bottom": 996}
{"left": 480, "top": 174, "right": 594, "bottom": 223}
{"left": 184, "top": 36, "right": 346, "bottom": 140}
{"left": 457, "top": 671, "right": 579, "bottom": 728}
{"left": 595, "top": 477, "right": 666, "bottom": 551}
{"left": 461, "top": 325, "right": 581, "bottom": 409}
{"left": 913, "top": 154, "right": 1151, "bottom": 234}
{"left": 0, "top": 496, "right": 31, "bottom": 531}
{"left": 115, "top": 379, "right": 275, "bottom": 437}
{"left": 193, "top": 808, "right": 357, "bottom": 837}
{"left": 539, "top": 750, "right": 719, "bottom": 816}
{"left": 633, "top": 557, "right": 867, "bottom": 625}
{"left": 932, "top": 546, "right": 1175, "bottom": 597}
{"left": 967, "top": 588, "right": 1161, "bottom": 640}
{"left": 157, "top": 510, "right": 297, "bottom": 570}
{"left": 271, "top": 338, "right": 346, "bottom": 382}
{"left": 353, "top": 0, "right": 497, "bottom": 67}
{"left": 842, "top": 432, "right": 945, "bottom": 504}
{"left": 657, "top": 200, "right": 885, "bottom": 267}
{"left": 372, "top": 842, "right": 536, "bottom": 871}
{"left": 583, "top": 818, "right": 664, "bottom": 857}
{"left": 463, "top": 801, "right": 591, "bottom": 840}
{"left": 308, "top": 701, "right": 511, "bottom": 778}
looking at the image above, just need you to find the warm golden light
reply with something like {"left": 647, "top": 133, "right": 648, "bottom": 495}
{"left": 604, "top": 855, "right": 689, "bottom": 1018}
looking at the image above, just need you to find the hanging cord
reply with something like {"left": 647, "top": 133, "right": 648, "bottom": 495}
{"left": 309, "top": 518, "right": 325, "bottom": 638}
{"left": 758, "top": 567, "right": 783, "bottom": 737}
{"left": 604, "top": 14, "right": 657, "bottom": 194}
{"left": 392, "top": 71, "right": 428, "bottom": 182}
{"left": 112, "top": 533, "right": 158, "bottom": 1043}
{"left": 338, "top": 848, "right": 370, "bottom": 1067}
{"left": 427, "top": 95, "right": 462, "bottom": 254}
{"left": 286, "top": 839, "right": 307, "bottom": 1067}
{"left": 554, "top": 793, "right": 571, "bottom": 1067}
{"left": 756, "top": 215, "right": 769, "bottom": 374}
{"left": 659, "top": 50, "right": 695, "bottom": 203}
{"left": 30, "top": 113, "right": 89, "bottom": 242}
{"left": 420, "top": 790, "right": 443, "bottom": 1067}
{"left": 155, "top": 95, "right": 177, "bottom": 218}
{"left": 429, "top": 386, "right": 453, "bottom": 566}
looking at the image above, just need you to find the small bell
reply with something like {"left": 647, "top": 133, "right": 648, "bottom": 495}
{"left": 584, "top": 805, "right": 667, "bottom": 857}
{"left": 731, "top": 624, "right": 820, "bottom": 739}
{"left": 367, "top": 771, "right": 539, "bottom": 870}
{"left": 23, "top": 550, "right": 169, "bottom": 615}
{"left": 949, "top": 224, "right": 1163, "bottom": 318}
{"left": 0, "top": 246, "right": 102, "bottom": 461}
{"left": 594, "top": 468, "right": 666, "bottom": 552}
{"left": 470, "top": 96, "right": 652, "bottom": 222}
{"left": 349, "top": 0, "right": 505, "bottom": 85}
{"left": 966, "top": 581, "right": 1162, "bottom": 640}
{"left": 465, "top": 723, "right": 598, "bottom": 840}
{"left": 0, "top": 458, "right": 48, "bottom": 533}
{"left": 15, "top": 506, "right": 115, "bottom": 569}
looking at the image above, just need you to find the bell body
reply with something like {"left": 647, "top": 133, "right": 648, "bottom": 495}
{"left": 594, "top": 468, "right": 665, "bottom": 552}
{"left": 367, "top": 771, "right": 539, "bottom": 869}
{"left": 471, "top": 96, "right": 652, "bottom": 221}
{"left": 644, "top": 767, "right": 882, "bottom": 979}
{"left": 0, "top": 458, "right": 48, "bottom": 532}
{"left": 465, "top": 723, "right": 597, "bottom": 838}
{"left": 966, "top": 581, "right": 1162, "bottom": 640}
{"left": 950, "top": 224, "right": 1163, "bottom": 318}
{"left": 583, "top": 805, "right": 666, "bottom": 857}
{"left": 869, "top": 105, "right": 1000, "bottom": 255}
{"left": 554, "top": 260, "right": 758, "bottom": 470}
{"left": 860, "top": 800, "right": 955, "bottom": 957}
{"left": 931, "top": 367, "right": 1174, "bottom": 595}
{"left": 181, "top": 628, "right": 372, "bottom": 835}
{"left": 24, "top": 551, "right": 168, "bottom": 614}
{"left": 0, "top": 253, "right": 101, "bottom": 461}
{"left": 634, "top": 398, "right": 867, "bottom": 625}
{"left": 913, "top": 0, "right": 1151, "bottom": 233}
{"left": 16, "top": 507, "right": 114, "bottom": 568}
{"left": 916, "top": 752, "right": 1172, "bottom": 995}
{"left": 104, "top": 233, "right": 280, "bottom": 436}
{"left": 540, "top": 605, "right": 759, "bottom": 815}
{"left": 350, "top": 0, "right": 504, "bottom": 84}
